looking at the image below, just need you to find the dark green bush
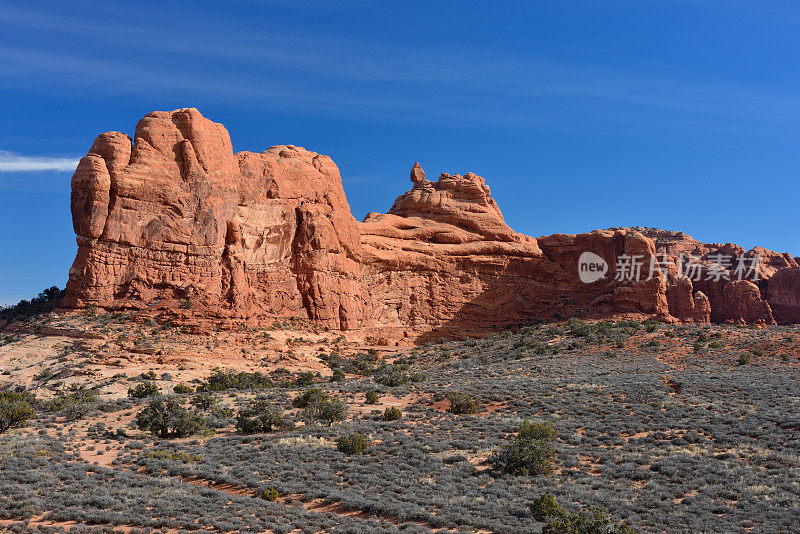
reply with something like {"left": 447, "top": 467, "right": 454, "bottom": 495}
{"left": 518, "top": 420, "right": 558, "bottom": 441}
{"left": 41, "top": 388, "right": 97, "bottom": 412}
{"left": 236, "top": 399, "right": 284, "bottom": 433}
{"left": 261, "top": 487, "right": 279, "bottom": 501}
{"left": 41, "top": 388, "right": 98, "bottom": 421}
{"left": 0, "top": 391, "right": 36, "bottom": 432}
{"left": 173, "top": 383, "right": 193, "bottom": 394}
{"left": 365, "top": 390, "right": 380, "bottom": 405}
{"left": 301, "top": 395, "right": 347, "bottom": 427}
{"left": 337, "top": 432, "right": 370, "bottom": 455}
{"left": 134, "top": 397, "right": 206, "bottom": 438}
{"left": 409, "top": 371, "right": 426, "bottom": 383}
{"left": 198, "top": 369, "right": 273, "bottom": 391}
{"left": 530, "top": 493, "right": 562, "bottom": 522}
{"left": 294, "top": 389, "right": 346, "bottom": 426}
{"left": 530, "top": 493, "right": 637, "bottom": 533}
{"left": 493, "top": 420, "right": 557, "bottom": 476}
{"left": 446, "top": 392, "right": 478, "bottom": 414}
{"left": 128, "top": 381, "right": 160, "bottom": 399}
{"left": 294, "top": 371, "right": 316, "bottom": 386}
{"left": 373, "top": 364, "right": 409, "bottom": 386}
{"left": 191, "top": 392, "right": 215, "bottom": 411}
{"left": 382, "top": 406, "right": 402, "bottom": 421}
{"left": 292, "top": 388, "right": 327, "bottom": 408}
{"left": 330, "top": 369, "right": 345, "bottom": 382}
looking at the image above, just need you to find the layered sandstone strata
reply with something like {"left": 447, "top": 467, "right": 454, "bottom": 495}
{"left": 64, "top": 109, "right": 800, "bottom": 338}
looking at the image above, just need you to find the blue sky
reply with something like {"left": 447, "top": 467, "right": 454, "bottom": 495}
{"left": 1, "top": 1, "right": 799, "bottom": 305}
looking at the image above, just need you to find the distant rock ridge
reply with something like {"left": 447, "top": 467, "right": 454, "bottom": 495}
{"left": 64, "top": 109, "right": 800, "bottom": 339}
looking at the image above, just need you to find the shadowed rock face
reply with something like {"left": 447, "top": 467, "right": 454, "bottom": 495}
{"left": 65, "top": 109, "right": 800, "bottom": 338}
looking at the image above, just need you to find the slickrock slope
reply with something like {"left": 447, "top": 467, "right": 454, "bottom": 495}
{"left": 65, "top": 109, "right": 800, "bottom": 339}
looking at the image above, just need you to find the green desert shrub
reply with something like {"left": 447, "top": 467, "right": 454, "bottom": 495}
{"left": 519, "top": 420, "right": 558, "bottom": 441}
{"left": 261, "top": 487, "right": 279, "bottom": 501}
{"left": 446, "top": 392, "right": 478, "bottom": 414}
{"left": 292, "top": 388, "right": 327, "bottom": 408}
{"left": 41, "top": 388, "right": 97, "bottom": 412}
{"left": 41, "top": 388, "right": 97, "bottom": 421}
{"left": 293, "top": 388, "right": 347, "bottom": 426}
{"left": 198, "top": 369, "right": 273, "bottom": 391}
{"left": 294, "top": 371, "right": 316, "bottom": 387}
{"left": 382, "top": 406, "right": 402, "bottom": 421}
{"left": 493, "top": 420, "right": 557, "bottom": 476}
{"left": 128, "top": 381, "right": 160, "bottom": 399}
{"left": 191, "top": 392, "right": 215, "bottom": 411}
{"left": 0, "top": 286, "right": 64, "bottom": 322}
{"left": 236, "top": 399, "right": 285, "bottom": 434}
{"left": 173, "top": 383, "right": 193, "bottom": 394}
{"left": 330, "top": 369, "right": 345, "bottom": 382}
{"left": 134, "top": 397, "right": 206, "bottom": 438}
{"left": 373, "top": 364, "right": 409, "bottom": 387}
{"left": 301, "top": 395, "right": 347, "bottom": 427}
{"left": 365, "top": 390, "right": 380, "bottom": 404}
{"left": 0, "top": 391, "right": 36, "bottom": 433}
{"left": 337, "top": 432, "right": 370, "bottom": 455}
{"left": 530, "top": 493, "right": 637, "bottom": 533}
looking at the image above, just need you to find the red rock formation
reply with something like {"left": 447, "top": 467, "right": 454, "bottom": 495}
{"left": 722, "top": 281, "right": 776, "bottom": 326}
{"left": 64, "top": 109, "right": 800, "bottom": 338}
{"left": 65, "top": 109, "right": 363, "bottom": 330}
{"left": 766, "top": 268, "right": 800, "bottom": 324}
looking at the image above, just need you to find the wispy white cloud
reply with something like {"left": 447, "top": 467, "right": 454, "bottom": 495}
{"left": 0, "top": 150, "right": 79, "bottom": 172}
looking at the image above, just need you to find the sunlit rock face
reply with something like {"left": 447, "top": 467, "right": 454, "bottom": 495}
{"left": 65, "top": 109, "right": 800, "bottom": 338}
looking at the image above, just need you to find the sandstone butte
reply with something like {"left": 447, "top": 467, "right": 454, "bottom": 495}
{"left": 63, "top": 108, "right": 800, "bottom": 342}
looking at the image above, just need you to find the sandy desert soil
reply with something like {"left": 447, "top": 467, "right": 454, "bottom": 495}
{"left": 1, "top": 308, "right": 799, "bottom": 533}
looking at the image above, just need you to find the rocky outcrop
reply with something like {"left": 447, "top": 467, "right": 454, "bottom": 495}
{"left": 65, "top": 109, "right": 363, "bottom": 329}
{"left": 766, "top": 268, "right": 800, "bottom": 324}
{"left": 722, "top": 281, "right": 776, "bottom": 326}
{"left": 64, "top": 109, "right": 800, "bottom": 338}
